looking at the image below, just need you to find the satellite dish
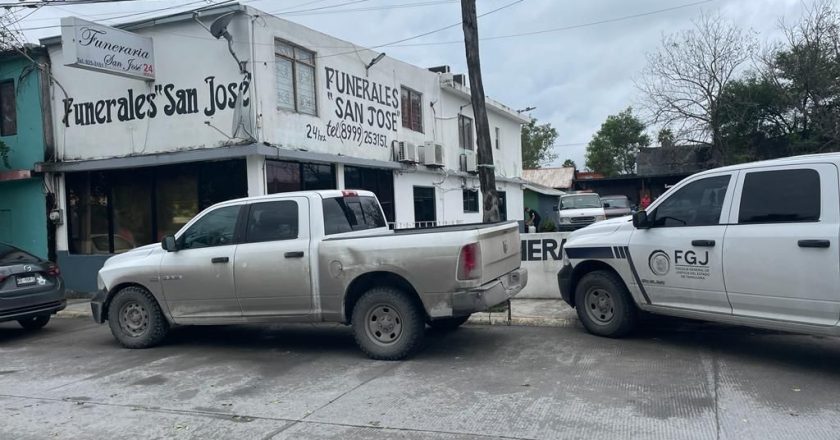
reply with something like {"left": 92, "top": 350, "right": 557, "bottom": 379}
{"left": 210, "top": 12, "right": 236, "bottom": 40}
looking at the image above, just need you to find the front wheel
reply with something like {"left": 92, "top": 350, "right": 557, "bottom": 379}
{"left": 575, "top": 270, "right": 637, "bottom": 337}
{"left": 18, "top": 315, "right": 50, "bottom": 330}
{"left": 107, "top": 286, "right": 169, "bottom": 349}
{"left": 428, "top": 315, "right": 470, "bottom": 331}
{"left": 351, "top": 287, "right": 425, "bottom": 360}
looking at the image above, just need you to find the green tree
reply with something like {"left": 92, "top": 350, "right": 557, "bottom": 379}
{"left": 562, "top": 159, "right": 576, "bottom": 168}
{"left": 585, "top": 108, "right": 650, "bottom": 176}
{"left": 657, "top": 128, "right": 675, "bottom": 148}
{"left": 521, "top": 118, "right": 558, "bottom": 169}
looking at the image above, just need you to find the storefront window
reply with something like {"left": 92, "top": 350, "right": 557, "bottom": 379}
{"left": 345, "top": 166, "right": 394, "bottom": 222}
{"left": 66, "top": 160, "right": 246, "bottom": 255}
{"left": 157, "top": 170, "right": 198, "bottom": 240}
{"left": 267, "top": 160, "right": 335, "bottom": 194}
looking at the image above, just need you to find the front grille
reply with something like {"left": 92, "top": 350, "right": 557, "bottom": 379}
{"left": 0, "top": 300, "right": 64, "bottom": 317}
{"left": 571, "top": 216, "right": 595, "bottom": 223}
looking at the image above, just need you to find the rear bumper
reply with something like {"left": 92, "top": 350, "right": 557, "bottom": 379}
{"left": 451, "top": 268, "right": 528, "bottom": 315}
{"left": 0, "top": 284, "right": 66, "bottom": 323}
{"left": 90, "top": 289, "right": 107, "bottom": 324}
{"left": 558, "top": 263, "right": 574, "bottom": 307}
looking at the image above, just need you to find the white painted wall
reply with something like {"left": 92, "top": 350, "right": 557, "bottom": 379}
{"left": 517, "top": 232, "right": 569, "bottom": 299}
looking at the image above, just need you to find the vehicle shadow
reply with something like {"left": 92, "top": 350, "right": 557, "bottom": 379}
{"left": 632, "top": 315, "right": 840, "bottom": 377}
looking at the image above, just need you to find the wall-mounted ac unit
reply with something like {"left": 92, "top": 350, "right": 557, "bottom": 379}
{"left": 424, "top": 142, "right": 444, "bottom": 167}
{"left": 460, "top": 151, "right": 477, "bottom": 174}
{"left": 397, "top": 141, "right": 418, "bottom": 163}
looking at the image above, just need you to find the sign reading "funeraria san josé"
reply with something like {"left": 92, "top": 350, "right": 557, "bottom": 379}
{"left": 61, "top": 17, "right": 155, "bottom": 81}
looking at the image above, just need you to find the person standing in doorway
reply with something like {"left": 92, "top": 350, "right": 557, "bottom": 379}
{"left": 640, "top": 193, "right": 652, "bottom": 210}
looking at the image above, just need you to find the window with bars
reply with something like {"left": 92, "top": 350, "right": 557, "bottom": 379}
{"left": 275, "top": 40, "right": 317, "bottom": 116}
{"left": 400, "top": 86, "right": 423, "bottom": 132}
{"left": 0, "top": 80, "right": 16, "bottom": 136}
{"left": 458, "top": 115, "right": 473, "bottom": 150}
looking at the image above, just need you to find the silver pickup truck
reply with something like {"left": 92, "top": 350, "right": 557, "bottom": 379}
{"left": 91, "top": 190, "right": 526, "bottom": 360}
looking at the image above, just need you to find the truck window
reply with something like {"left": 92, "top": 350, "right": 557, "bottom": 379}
{"left": 180, "top": 205, "right": 240, "bottom": 249}
{"left": 323, "top": 196, "right": 386, "bottom": 235}
{"left": 245, "top": 201, "right": 299, "bottom": 243}
{"left": 738, "top": 169, "right": 820, "bottom": 224}
{"left": 651, "top": 175, "right": 730, "bottom": 227}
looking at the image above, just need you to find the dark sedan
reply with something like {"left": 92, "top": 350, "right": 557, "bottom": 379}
{"left": 0, "top": 243, "right": 65, "bottom": 330}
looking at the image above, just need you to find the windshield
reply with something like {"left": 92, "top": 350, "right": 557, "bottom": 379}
{"left": 560, "top": 194, "right": 602, "bottom": 209}
{"left": 0, "top": 243, "right": 40, "bottom": 265}
{"left": 602, "top": 197, "right": 630, "bottom": 208}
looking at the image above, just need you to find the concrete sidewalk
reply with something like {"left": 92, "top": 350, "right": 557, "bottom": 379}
{"left": 58, "top": 297, "right": 578, "bottom": 327}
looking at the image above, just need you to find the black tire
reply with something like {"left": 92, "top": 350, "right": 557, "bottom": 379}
{"left": 574, "top": 270, "right": 637, "bottom": 337}
{"left": 107, "top": 286, "right": 169, "bottom": 349}
{"left": 428, "top": 315, "right": 470, "bottom": 331}
{"left": 351, "top": 286, "right": 425, "bottom": 360}
{"left": 17, "top": 315, "right": 50, "bottom": 330}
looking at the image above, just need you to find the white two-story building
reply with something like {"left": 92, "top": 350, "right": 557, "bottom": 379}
{"left": 38, "top": 3, "right": 528, "bottom": 291}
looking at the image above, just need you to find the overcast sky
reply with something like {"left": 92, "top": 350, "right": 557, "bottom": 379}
{"left": 15, "top": 0, "right": 822, "bottom": 168}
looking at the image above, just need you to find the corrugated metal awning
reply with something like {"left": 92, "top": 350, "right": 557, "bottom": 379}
{"left": 523, "top": 183, "right": 564, "bottom": 196}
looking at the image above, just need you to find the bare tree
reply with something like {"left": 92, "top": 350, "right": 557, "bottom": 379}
{"left": 0, "top": 7, "right": 28, "bottom": 51}
{"left": 638, "top": 13, "right": 756, "bottom": 164}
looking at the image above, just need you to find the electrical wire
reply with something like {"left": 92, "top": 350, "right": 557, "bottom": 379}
{"left": 277, "top": 0, "right": 457, "bottom": 16}
{"left": 268, "top": 0, "right": 369, "bottom": 15}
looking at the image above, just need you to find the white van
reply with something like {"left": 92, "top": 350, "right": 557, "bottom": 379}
{"left": 559, "top": 153, "right": 840, "bottom": 337}
{"left": 556, "top": 193, "right": 607, "bottom": 231}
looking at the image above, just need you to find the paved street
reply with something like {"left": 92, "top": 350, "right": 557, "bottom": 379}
{"left": 1, "top": 316, "right": 839, "bottom": 440}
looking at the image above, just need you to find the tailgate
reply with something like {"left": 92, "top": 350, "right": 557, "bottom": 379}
{"left": 476, "top": 222, "right": 521, "bottom": 285}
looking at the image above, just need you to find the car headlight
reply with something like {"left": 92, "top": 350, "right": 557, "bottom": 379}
{"left": 594, "top": 215, "right": 606, "bottom": 222}
{"left": 559, "top": 217, "right": 572, "bottom": 224}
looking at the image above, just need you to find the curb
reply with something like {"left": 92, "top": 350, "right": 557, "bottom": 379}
{"left": 468, "top": 315, "right": 578, "bottom": 328}
{"left": 56, "top": 309, "right": 93, "bottom": 319}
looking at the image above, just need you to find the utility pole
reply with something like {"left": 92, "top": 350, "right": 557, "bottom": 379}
{"left": 461, "top": 0, "right": 499, "bottom": 223}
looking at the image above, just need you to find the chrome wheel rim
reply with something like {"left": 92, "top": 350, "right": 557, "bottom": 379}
{"left": 365, "top": 304, "right": 403, "bottom": 345}
{"left": 584, "top": 288, "right": 615, "bottom": 324}
{"left": 119, "top": 302, "right": 149, "bottom": 338}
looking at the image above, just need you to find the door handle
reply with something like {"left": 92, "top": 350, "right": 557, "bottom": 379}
{"left": 284, "top": 251, "right": 304, "bottom": 258}
{"left": 211, "top": 257, "right": 229, "bottom": 263}
{"left": 691, "top": 240, "right": 715, "bottom": 247}
{"left": 798, "top": 239, "right": 830, "bottom": 248}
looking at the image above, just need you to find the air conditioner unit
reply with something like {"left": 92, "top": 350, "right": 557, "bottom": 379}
{"left": 424, "top": 142, "right": 444, "bottom": 167}
{"left": 397, "top": 141, "right": 418, "bottom": 163}
{"left": 460, "top": 151, "right": 477, "bottom": 174}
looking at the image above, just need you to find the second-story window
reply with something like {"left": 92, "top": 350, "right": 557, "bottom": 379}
{"left": 401, "top": 86, "right": 423, "bottom": 133}
{"left": 275, "top": 40, "right": 317, "bottom": 116}
{"left": 458, "top": 115, "right": 474, "bottom": 150}
{"left": 495, "top": 126, "right": 500, "bottom": 150}
{"left": 0, "top": 80, "right": 16, "bottom": 136}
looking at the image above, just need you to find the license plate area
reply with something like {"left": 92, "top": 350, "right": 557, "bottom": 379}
{"left": 16, "top": 276, "right": 37, "bottom": 287}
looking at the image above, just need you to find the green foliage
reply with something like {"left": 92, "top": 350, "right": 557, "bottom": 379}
{"left": 521, "top": 118, "right": 558, "bottom": 169}
{"left": 657, "top": 128, "right": 675, "bottom": 148}
{"left": 0, "top": 140, "right": 10, "bottom": 169}
{"left": 585, "top": 107, "right": 650, "bottom": 176}
{"left": 540, "top": 220, "right": 557, "bottom": 232}
{"left": 561, "top": 159, "right": 576, "bottom": 168}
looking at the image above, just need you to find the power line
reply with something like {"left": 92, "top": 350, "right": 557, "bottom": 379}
{"left": 0, "top": 0, "right": 144, "bottom": 8}
{"left": 269, "top": 0, "right": 369, "bottom": 15}
{"left": 277, "top": 0, "right": 458, "bottom": 16}
{"left": 385, "top": 0, "right": 716, "bottom": 47}
{"left": 313, "top": 0, "right": 524, "bottom": 60}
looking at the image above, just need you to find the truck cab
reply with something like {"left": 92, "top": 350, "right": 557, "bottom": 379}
{"left": 559, "top": 154, "right": 840, "bottom": 338}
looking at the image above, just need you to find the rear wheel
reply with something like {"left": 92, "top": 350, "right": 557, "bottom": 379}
{"left": 428, "top": 315, "right": 470, "bottom": 331}
{"left": 575, "top": 270, "right": 637, "bottom": 337}
{"left": 107, "top": 286, "right": 169, "bottom": 349}
{"left": 17, "top": 315, "right": 50, "bottom": 330}
{"left": 351, "top": 287, "right": 425, "bottom": 360}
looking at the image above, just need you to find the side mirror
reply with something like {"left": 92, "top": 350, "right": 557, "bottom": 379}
{"left": 552, "top": 206, "right": 559, "bottom": 212}
{"left": 162, "top": 235, "right": 178, "bottom": 252}
{"left": 603, "top": 202, "right": 611, "bottom": 208}
{"left": 632, "top": 211, "right": 651, "bottom": 229}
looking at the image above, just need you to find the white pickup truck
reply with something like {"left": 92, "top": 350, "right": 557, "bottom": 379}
{"left": 559, "top": 153, "right": 840, "bottom": 338}
{"left": 92, "top": 190, "right": 526, "bottom": 360}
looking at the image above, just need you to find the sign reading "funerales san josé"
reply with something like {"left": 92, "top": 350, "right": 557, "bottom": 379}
{"left": 61, "top": 17, "right": 155, "bottom": 81}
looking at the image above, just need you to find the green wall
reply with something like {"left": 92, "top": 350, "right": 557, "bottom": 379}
{"left": 0, "top": 52, "right": 48, "bottom": 258}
